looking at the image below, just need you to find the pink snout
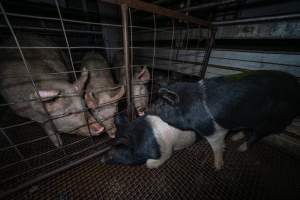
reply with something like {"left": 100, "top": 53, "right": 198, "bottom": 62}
{"left": 90, "top": 123, "right": 104, "bottom": 135}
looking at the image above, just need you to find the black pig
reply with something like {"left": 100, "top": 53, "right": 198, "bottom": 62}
{"left": 102, "top": 71, "right": 300, "bottom": 169}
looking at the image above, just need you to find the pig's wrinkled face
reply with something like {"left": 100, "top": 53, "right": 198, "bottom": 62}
{"left": 49, "top": 93, "right": 102, "bottom": 136}
{"left": 132, "top": 66, "right": 150, "bottom": 116}
{"left": 101, "top": 115, "right": 161, "bottom": 165}
{"left": 133, "top": 83, "right": 149, "bottom": 116}
{"left": 31, "top": 69, "right": 103, "bottom": 136}
{"left": 85, "top": 87, "right": 125, "bottom": 138}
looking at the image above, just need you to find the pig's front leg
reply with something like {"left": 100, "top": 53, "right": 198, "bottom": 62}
{"left": 146, "top": 140, "right": 172, "bottom": 169}
{"left": 231, "top": 131, "right": 245, "bottom": 141}
{"left": 43, "top": 122, "right": 63, "bottom": 147}
{"left": 205, "top": 130, "right": 227, "bottom": 170}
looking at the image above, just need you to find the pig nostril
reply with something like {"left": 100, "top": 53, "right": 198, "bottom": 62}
{"left": 94, "top": 126, "right": 104, "bottom": 134}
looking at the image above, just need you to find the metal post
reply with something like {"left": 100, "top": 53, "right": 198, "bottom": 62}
{"left": 121, "top": 4, "right": 133, "bottom": 121}
{"left": 199, "top": 27, "right": 216, "bottom": 79}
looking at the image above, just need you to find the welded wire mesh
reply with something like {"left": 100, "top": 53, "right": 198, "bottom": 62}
{"left": 0, "top": 0, "right": 214, "bottom": 198}
{"left": 5, "top": 139, "right": 300, "bottom": 200}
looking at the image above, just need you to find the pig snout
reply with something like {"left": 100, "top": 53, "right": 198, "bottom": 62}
{"left": 90, "top": 123, "right": 104, "bottom": 135}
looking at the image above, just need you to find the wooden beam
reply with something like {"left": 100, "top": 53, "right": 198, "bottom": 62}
{"left": 100, "top": 0, "right": 211, "bottom": 27}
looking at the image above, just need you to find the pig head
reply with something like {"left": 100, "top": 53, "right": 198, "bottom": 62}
{"left": 112, "top": 50, "right": 150, "bottom": 116}
{"left": 0, "top": 33, "right": 101, "bottom": 147}
{"left": 82, "top": 52, "right": 125, "bottom": 138}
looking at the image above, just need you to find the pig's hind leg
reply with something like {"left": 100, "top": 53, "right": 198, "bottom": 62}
{"left": 231, "top": 131, "right": 245, "bottom": 141}
{"left": 205, "top": 129, "right": 227, "bottom": 170}
{"left": 146, "top": 140, "right": 172, "bottom": 169}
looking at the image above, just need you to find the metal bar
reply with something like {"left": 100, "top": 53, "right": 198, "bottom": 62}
{"left": 0, "top": 66, "right": 126, "bottom": 79}
{"left": 181, "top": 0, "right": 237, "bottom": 12}
{"left": 0, "top": 11, "right": 176, "bottom": 32}
{"left": 167, "top": 19, "right": 175, "bottom": 82}
{"left": 0, "top": 85, "right": 127, "bottom": 112}
{"left": 149, "top": 13, "right": 156, "bottom": 106}
{"left": 55, "top": 0, "right": 94, "bottom": 144}
{"left": 213, "top": 13, "right": 300, "bottom": 25}
{"left": 55, "top": 0, "right": 77, "bottom": 80}
{"left": 129, "top": 7, "right": 135, "bottom": 120}
{"left": 0, "top": 128, "right": 32, "bottom": 169}
{"left": 121, "top": 4, "right": 133, "bottom": 121}
{"left": 0, "top": 139, "right": 110, "bottom": 186}
{"left": 101, "top": 0, "right": 211, "bottom": 27}
{"left": 0, "top": 12, "right": 122, "bottom": 28}
{"left": 0, "top": 2, "right": 66, "bottom": 151}
{"left": 199, "top": 28, "right": 216, "bottom": 79}
{"left": 0, "top": 46, "right": 123, "bottom": 49}
{"left": 0, "top": 24, "right": 103, "bottom": 35}
{"left": 0, "top": 145, "right": 111, "bottom": 200}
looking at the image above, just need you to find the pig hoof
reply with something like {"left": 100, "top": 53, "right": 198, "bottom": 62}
{"left": 146, "top": 159, "right": 162, "bottom": 169}
{"left": 214, "top": 159, "right": 224, "bottom": 170}
{"left": 238, "top": 142, "right": 248, "bottom": 152}
{"left": 231, "top": 131, "right": 245, "bottom": 141}
{"left": 108, "top": 134, "right": 116, "bottom": 138}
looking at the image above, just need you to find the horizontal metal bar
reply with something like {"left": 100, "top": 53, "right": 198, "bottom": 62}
{"left": 0, "top": 11, "right": 122, "bottom": 28}
{"left": 213, "top": 13, "right": 300, "bottom": 25}
{"left": 0, "top": 24, "right": 103, "bottom": 35}
{"left": 181, "top": 0, "right": 237, "bottom": 12}
{"left": 0, "top": 107, "right": 127, "bottom": 154}
{"left": 101, "top": 0, "right": 211, "bottom": 27}
{"left": 0, "top": 145, "right": 111, "bottom": 199}
{"left": 0, "top": 46, "right": 123, "bottom": 49}
{"left": 0, "top": 66, "right": 126, "bottom": 79}
{"left": 0, "top": 11, "right": 177, "bottom": 32}
{"left": 0, "top": 140, "right": 110, "bottom": 188}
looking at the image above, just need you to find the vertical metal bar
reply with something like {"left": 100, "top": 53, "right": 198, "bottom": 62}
{"left": 54, "top": 0, "right": 77, "bottom": 80}
{"left": 167, "top": 19, "right": 175, "bottom": 83}
{"left": 149, "top": 13, "right": 156, "bottom": 106}
{"left": 128, "top": 7, "right": 135, "bottom": 120}
{"left": 0, "top": 128, "right": 32, "bottom": 169}
{"left": 55, "top": 0, "right": 94, "bottom": 141}
{"left": 199, "top": 27, "right": 216, "bottom": 79}
{"left": 0, "top": 3, "right": 65, "bottom": 152}
{"left": 194, "top": 26, "right": 202, "bottom": 76}
{"left": 121, "top": 4, "right": 133, "bottom": 121}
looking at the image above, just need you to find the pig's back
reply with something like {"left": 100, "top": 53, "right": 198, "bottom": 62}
{"left": 81, "top": 52, "right": 114, "bottom": 88}
{"left": 205, "top": 70, "right": 300, "bottom": 130}
{"left": 0, "top": 33, "right": 69, "bottom": 114}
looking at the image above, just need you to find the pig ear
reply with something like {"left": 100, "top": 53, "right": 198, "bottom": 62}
{"left": 85, "top": 92, "right": 97, "bottom": 109}
{"left": 158, "top": 88, "right": 180, "bottom": 105}
{"left": 136, "top": 66, "right": 150, "bottom": 83}
{"left": 74, "top": 67, "right": 88, "bottom": 92}
{"left": 111, "top": 86, "right": 125, "bottom": 101}
{"left": 32, "top": 90, "right": 60, "bottom": 101}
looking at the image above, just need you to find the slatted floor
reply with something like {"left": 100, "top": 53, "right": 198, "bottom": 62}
{"left": 5, "top": 138, "right": 300, "bottom": 200}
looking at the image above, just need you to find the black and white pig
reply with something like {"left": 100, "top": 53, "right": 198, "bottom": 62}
{"left": 82, "top": 52, "right": 125, "bottom": 138}
{"left": 0, "top": 33, "right": 102, "bottom": 147}
{"left": 102, "top": 70, "right": 300, "bottom": 169}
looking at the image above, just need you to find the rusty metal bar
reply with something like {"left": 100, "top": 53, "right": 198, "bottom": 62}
{"left": 199, "top": 28, "right": 216, "bottom": 79}
{"left": 121, "top": 4, "right": 133, "bottom": 121}
{"left": 101, "top": 0, "right": 211, "bottom": 27}
{"left": 181, "top": 0, "right": 238, "bottom": 12}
